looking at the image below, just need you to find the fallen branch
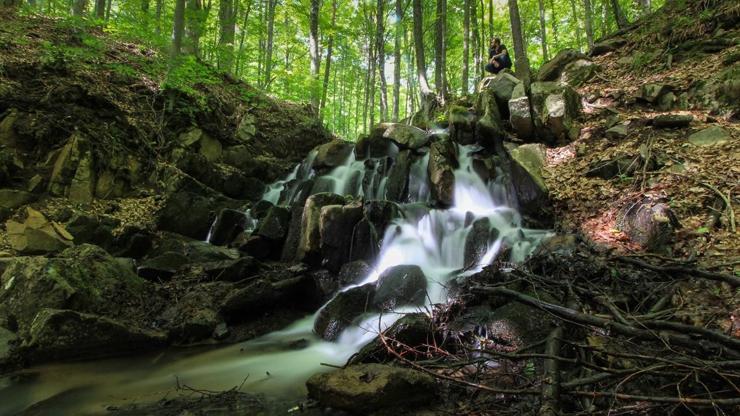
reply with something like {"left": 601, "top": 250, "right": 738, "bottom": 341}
{"left": 613, "top": 256, "right": 740, "bottom": 287}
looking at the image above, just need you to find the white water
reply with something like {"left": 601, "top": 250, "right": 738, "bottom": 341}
{"left": 2, "top": 139, "right": 551, "bottom": 414}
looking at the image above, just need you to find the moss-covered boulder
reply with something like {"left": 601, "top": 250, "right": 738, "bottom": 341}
{"left": 313, "top": 283, "right": 376, "bottom": 341}
{"left": 382, "top": 123, "right": 429, "bottom": 150}
{"left": 295, "top": 193, "right": 346, "bottom": 263}
{"left": 427, "top": 139, "right": 457, "bottom": 206}
{"left": 374, "top": 265, "right": 427, "bottom": 311}
{"left": 508, "top": 144, "right": 551, "bottom": 223}
{"left": 306, "top": 364, "right": 436, "bottom": 414}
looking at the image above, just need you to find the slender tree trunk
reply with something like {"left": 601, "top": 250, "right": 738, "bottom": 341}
{"left": 611, "top": 0, "right": 628, "bottom": 29}
{"left": 218, "top": 0, "right": 237, "bottom": 72}
{"left": 462, "top": 0, "right": 470, "bottom": 93}
{"left": 569, "top": 0, "right": 583, "bottom": 52}
{"left": 155, "top": 0, "right": 164, "bottom": 34}
{"left": 472, "top": 0, "right": 480, "bottom": 82}
{"left": 320, "top": 0, "right": 338, "bottom": 115}
{"left": 488, "top": 0, "right": 493, "bottom": 40}
{"left": 185, "top": 0, "right": 207, "bottom": 58}
{"left": 376, "top": 0, "right": 388, "bottom": 121}
{"left": 508, "top": 0, "right": 530, "bottom": 85}
{"left": 412, "top": 0, "right": 432, "bottom": 96}
{"left": 105, "top": 0, "right": 112, "bottom": 20}
{"left": 434, "top": 0, "right": 446, "bottom": 96}
{"left": 256, "top": 0, "right": 264, "bottom": 83}
{"left": 264, "top": 0, "right": 277, "bottom": 89}
{"left": 94, "top": 0, "right": 105, "bottom": 18}
{"left": 72, "top": 0, "right": 87, "bottom": 15}
{"left": 309, "top": 0, "right": 321, "bottom": 110}
{"left": 171, "top": 0, "right": 186, "bottom": 60}
{"left": 392, "top": 0, "right": 403, "bottom": 122}
{"left": 583, "top": 0, "right": 594, "bottom": 49}
{"left": 235, "top": 0, "right": 253, "bottom": 77}
{"left": 537, "top": 0, "right": 549, "bottom": 62}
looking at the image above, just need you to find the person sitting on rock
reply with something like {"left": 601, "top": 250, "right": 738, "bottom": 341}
{"left": 485, "top": 38, "right": 512, "bottom": 74}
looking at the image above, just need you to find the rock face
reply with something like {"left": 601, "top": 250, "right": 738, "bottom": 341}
{"left": 427, "top": 140, "right": 457, "bottom": 206}
{"left": 319, "top": 202, "right": 364, "bottom": 272}
{"left": 531, "top": 82, "right": 582, "bottom": 143}
{"left": 509, "top": 96, "right": 535, "bottom": 139}
{"left": 23, "top": 309, "right": 166, "bottom": 363}
{"left": 296, "top": 193, "right": 347, "bottom": 264}
{"left": 448, "top": 106, "right": 478, "bottom": 145}
{"left": 313, "top": 140, "right": 354, "bottom": 169}
{"left": 306, "top": 363, "right": 436, "bottom": 414}
{"left": 559, "top": 59, "right": 599, "bottom": 87}
{"left": 6, "top": 207, "right": 74, "bottom": 254}
{"left": 464, "top": 218, "right": 499, "bottom": 268}
{"left": 479, "top": 72, "right": 522, "bottom": 119}
{"left": 314, "top": 284, "right": 375, "bottom": 340}
{"left": 508, "top": 144, "right": 551, "bottom": 223}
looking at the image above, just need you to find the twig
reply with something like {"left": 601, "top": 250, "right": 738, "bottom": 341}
{"left": 613, "top": 256, "right": 740, "bottom": 287}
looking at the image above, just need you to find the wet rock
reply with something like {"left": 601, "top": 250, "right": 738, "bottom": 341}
{"left": 23, "top": 308, "right": 166, "bottom": 363}
{"left": 464, "top": 218, "right": 499, "bottom": 268}
{"left": 0, "top": 326, "right": 17, "bottom": 365}
{"left": 508, "top": 144, "right": 551, "bottom": 223}
{"left": 619, "top": 200, "right": 679, "bottom": 251}
{"left": 0, "top": 189, "right": 36, "bottom": 211}
{"left": 208, "top": 208, "right": 248, "bottom": 246}
{"left": 296, "top": 193, "right": 346, "bottom": 263}
{"left": 688, "top": 126, "right": 732, "bottom": 146}
{"left": 351, "top": 313, "right": 433, "bottom": 364}
{"left": 202, "top": 257, "right": 257, "bottom": 282}
{"left": 383, "top": 123, "right": 429, "bottom": 150}
{"left": 349, "top": 219, "right": 376, "bottom": 262}
{"left": 537, "top": 49, "right": 587, "bottom": 82}
{"left": 113, "top": 229, "right": 154, "bottom": 259}
{"left": 385, "top": 150, "right": 412, "bottom": 202}
{"left": 159, "top": 289, "right": 223, "bottom": 344}
{"left": 109, "top": 390, "right": 274, "bottom": 416}
{"left": 590, "top": 37, "right": 626, "bottom": 56}
{"left": 6, "top": 207, "right": 74, "bottom": 254}
{"left": 313, "top": 140, "right": 353, "bottom": 169}
{"left": 374, "top": 265, "right": 427, "bottom": 311}
{"left": 428, "top": 139, "right": 457, "bottom": 206}
{"left": 448, "top": 106, "right": 477, "bottom": 145}
{"left": 213, "top": 322, "right": 230, "bottom": 340}
{"left": 319, "top": 202, "right": 364, "bottom": 272}
{"left": 560, "top": 59, "right": 598, "bottom": 87}
{"left": 157, "top": 190, "right": 223, "bottom": 240}
{"left": 355, "top": 130, "right": 396, "bottom": 159}
{"left": 605, "top": 124, "right": 629, "bottom": 140}
{"left": 509, "top": 96, "right": 535, "bottom": 139}
{"left": 255, "top": 205, "right": 291, "bottom": 243}
{"left": 653, "top": 114, "right": 693, "bottom": 129}
{"left": 639, "top": 84, "right": 671, "bottom": 104}
{"left": 313, "top": 284, "right": 376, "bottom": 341}
{"left": 338, "top": 260, "right": 372, "bottom": 287}
{"left": 306, "top": 363, "right": 435, "bottom": 413}
{"left": 221, "top": 274, "right": 320, "bottom": 322}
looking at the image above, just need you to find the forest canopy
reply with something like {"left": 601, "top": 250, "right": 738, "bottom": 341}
{"left": 5, "top": 0, "right": 665, "bottom": 138}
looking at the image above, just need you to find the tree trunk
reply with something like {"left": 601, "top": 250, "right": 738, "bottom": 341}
{"left": 320, "top": 0, "right": 338, "bottom": 116}
{"left": 218, "top": 0, "right": 237, "bottom": 72}
{"left": 155, "top": 0, "right": 164, "bottom": 34}
{"left": 235, "top": 1, "right": 252, "bottom": 77}
{"left": 488, "top": 0, "right": 493, "bottom": 40}
{"left": 537, "top": 0, "right": 549, "bottom": 62}
{"left": 434, "top": 0, "right": 446, "bottom": 96}
{"left": 508, "top": 0, "right": 530, "bottom": 85}
{"left": 264, "top": 0, "right": 277, "bottom": 89}
{"left": 94, "top": 0, "right": 105, "bottom": 18}
{"left": 171, "top": 0, "right": 186, "bottom": 61}
{"left": 412, "top": 0, "right": 432, "bottom": 96}
{"left": 611, "top": 0, "right": 628, "bottom": 29}
{"left": 472, "top": 0, "right": 481, "bottom": 82}
{"left": 549, "top": 0, "right": 558, "bottom": 48}
{"left": 392, "top": 0, "right": 403, "bottom": 122}
{"left": 309, "top": 0, "right": 321, "bottom": 111}
{"left": 376, "top": 0, "right": 388, "bottom": 122}
{"left": 72, "top": 0, "right": 87, "bottom": 15}
{"left": 569, "top": 0, "right": 583, "bottom": 52}
{"left": 185, "top": 0, "right": 207, "bottom": 58}
{"left": 583, "top": 0, "right": 594, "bottom": 49}
{"left": 462, "top": 0, "right": 470, "bottom": 93}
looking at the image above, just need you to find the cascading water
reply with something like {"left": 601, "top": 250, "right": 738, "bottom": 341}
{"left": 1, "top": 134, "right": 551, "bottom": 415}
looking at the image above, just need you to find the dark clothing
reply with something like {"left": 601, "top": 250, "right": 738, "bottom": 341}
{"left": 485, "top": 44, "right": 512, "bottom": 74}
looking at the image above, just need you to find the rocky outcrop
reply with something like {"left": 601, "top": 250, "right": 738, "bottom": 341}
{"left": 319, "top": 201, "right": 364, "bottom": 272}
{"left": 537, "top": 49, "right": 587, "bottom": 82}
{"left": 382, "top": 123, "right": 430, "bottom": 150}
{"left": 427, "top": 139, "right": 457, "bottom": 206}
{"left": 530, "top": 82, "right": 582, "bottom": 143}
{"left": 5, "top": 207, "right": 74, "bottom": 254}
{"left": 295, "top": 193, "right": 347, "bottom": 264}
{"left": 508, "top": 144, "right": 551, "bottom": 223}
{"left": 448, "top": 106, "right": 478, "bottom": 145}
{"left": 313, "top": 140, "right": 354, "bottom": 169}
{"left": 306, "top": 364, "right": 436, "bottom": 414}
{"left": 207, "top": 208, "right": 248, "bottom": 246}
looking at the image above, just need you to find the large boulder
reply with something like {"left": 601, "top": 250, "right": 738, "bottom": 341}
{"left": 306, "top": 364, "right": 436, "bottom": 414}
{"left": 355, "top": 131, "right": 396, "bottom": 159}
{"left": 296, "top": 193, "right": 346, "bottom": 263}
{"left": 157, "top": 185, "right": 232, "bottom": 241}
{"left": 480, "top": 73, "right": 522, "bottom": 118}
{"left": 313, "top": 140, "right": 354, "bottom": 169}
{"left": 448, "top": 106, "right": 477, "bottom": 145}
{"left": 509, "top": 96, "right": 535, "bottom": 140}
{"left": 0, "top": 245, "right": 153, "bottom": 337}
{"left": 531, "top": 82, "right": 582, "bottom": 143}
{"left": 508, "top": 144, "right": 551, "bottom": 223}
{"left": 464, "top": 217, "right": 500, "bottom": 268}
{"left": 688, "top": 126, "right": 732, "bottom": 146}
{"left": 313, "top": 283, "right": 376, "bottom": 341}
{"left": 385, "top": 150, "right": 412, "bottom": 202}
{"left": 537, "top": 49, "right": 587, "bottom": 82}
{"left": 21, "top": 308, "right": 166, "bottom": 363}
{"left": 559, "top": 59, "right": 599, "bottom": 87}
{"left": 590, "top": 37, "right": 627, "bottom": 56}
{"left": 382, "top": 123, "right": 429, "bottom": 150}
{"left": 0, "top": 189, "right": 36, "bottom": 211}
{"left": 373, "top": 265, "right": 427, "bottom": 311}
{"left": 427, "top": 139, "right": 457, "bottom": 206}
{"left": 319, "top": 202, "right": 364, "bottom": 273}
{"left": 207, "top": 208, "right": 248, "bottom": 246}
{"left": 255, "top": 205, "right": 291, "bottom": 242}
{"left": 6, "top": 207, "right": 74, "bottom": 254}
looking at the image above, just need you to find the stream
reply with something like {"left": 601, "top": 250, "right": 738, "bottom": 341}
{"left": 0, "top": 140, "right": 550, "bottom": 415}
